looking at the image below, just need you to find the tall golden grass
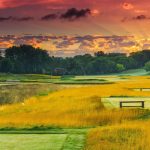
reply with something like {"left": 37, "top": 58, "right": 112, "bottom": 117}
{"left": 0, "top": 96, "right": 146, "bottom": 127}
{"left": 0, "top": 76, "right": 149, "bottom": 128}
{"left": 85, "top": 120, "right": 150, "bottom": 150}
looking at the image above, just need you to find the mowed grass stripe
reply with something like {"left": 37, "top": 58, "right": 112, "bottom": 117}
{"left": 62, "top": 134, "right": 86, "bottom": 150}
{"left": 0, "top": 134, "right": 67, "bottom": 150}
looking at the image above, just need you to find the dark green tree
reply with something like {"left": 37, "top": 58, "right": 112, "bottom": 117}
{"left": 144, "top": 61, "right": 150, "bottom": 72}
{"left": 0, "top": 58, "right": 13, "bottom": 73}
{"left": 5, "top": 45, "right": 51, "bottom": 74}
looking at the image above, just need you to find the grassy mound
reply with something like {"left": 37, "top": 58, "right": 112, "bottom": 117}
{"left": 85, "top": 121, "right": 150, "bottom": 150}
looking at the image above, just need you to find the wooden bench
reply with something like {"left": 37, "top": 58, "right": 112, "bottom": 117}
{"left": 120, "top": 101, "right": 145, "bottom": 108}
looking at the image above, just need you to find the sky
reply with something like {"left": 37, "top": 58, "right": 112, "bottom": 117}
{"left": 0, "top": 0, "right": 150, "bottom": 56}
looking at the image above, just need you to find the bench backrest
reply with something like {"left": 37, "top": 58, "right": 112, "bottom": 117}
{"left": 120, "top": 101, "right": 145, "bottom": 108}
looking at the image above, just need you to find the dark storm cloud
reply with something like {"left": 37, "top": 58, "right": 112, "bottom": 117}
{"left": 0, "top": 16, "right": 12, "bottom": 22}
{"left": 13, "top": 17, "right": 34, "bottom": 21}
{"left": 133, "top": 15, "right": 148, "bottom": 20}
{"left": 41, "top": 8, "right": 92, "bottom": 21}
{"left": 60, "top": 8, "right": 91, "bottom": 20}
{"left": 41, "top": 14, "right": 58, "bottom": 21}
{"left": 0, "top": 16, "right": 34, "bottom": 22}
{"left": 122, "top": 15, "right": 150, "bottom": 22}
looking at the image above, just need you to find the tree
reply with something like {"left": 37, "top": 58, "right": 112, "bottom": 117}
{"left": 130, "top": 50, "right": 150, "bottom": 67}
{"left": 63, "top": 58, "right": 82, "bottom": 75}
{"left": 0, "top": 58, "right": 13, "bottom": 73}
{"left": 116, "top": 64, "right": 125, "bottom": 72}
{"left": 1, "top": 45, "right": 150, "bottom": 75}
{"left": 73, "top": 54, "right": 93, "bottom": 75}
{"left": 113, "top": 56, "right": 137, "bottom": 69}
{"left": 144, "top": 61, "right": 150, "bottom": 71}
{"left": 107, "top": 53, "right": 126, "bottom": 57}
{"left": 94, "top": 51, "right": 105, "bottom": 57}
{"left": 5, "top": 45, "right": 51, "bottom": 74}
{"left": 86, "top": 57, "right": 117, "bottom": 74}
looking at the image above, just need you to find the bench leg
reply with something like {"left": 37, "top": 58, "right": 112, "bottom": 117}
{"left": 120, "top": 102, "right": 122, "bottom": 108}
{"left": 142, "top": 102, "right": 144, "bottom": 108}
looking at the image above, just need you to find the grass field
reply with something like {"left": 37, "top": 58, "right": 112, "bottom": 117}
{"left": 0, "top": 83, "right": 63, "bottom": 104}
{"left": 102, "top": 97, "right": 150, "bottom": 108}
{"left": 85, "top": 122, "right": 150, "bottom": 150}
{"left": 0, "top": 134, "right": 86, "bottom": 150}
{"left": 0, "top": 134, "right": 67, "bottom": 150}
{"left": 0, "top": 128, "right": 87, "bottom": 150}
{"left": 0, "top": 69, "right": 150, "bottom": 149}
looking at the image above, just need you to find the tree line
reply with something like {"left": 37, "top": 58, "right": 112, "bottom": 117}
{"left": 0, "top": 45, "right": 150, "bottom": 75}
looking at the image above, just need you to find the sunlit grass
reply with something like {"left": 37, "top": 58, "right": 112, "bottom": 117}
{"left": 0, "top": 76, "right": 150, "bottom": 128}
{"left": 85, "top": 121, "right": 150, "bottom": 150}
{"left": 0, "top": 95, "right": 146, "bottom": 128}
{"left": 0, "top": 75, "right": 150, "bottom": 149}
{"left": 0, "top": 134, "right": 67, "bottom": 150}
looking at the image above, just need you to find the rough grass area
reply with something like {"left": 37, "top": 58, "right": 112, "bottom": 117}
{"left": 0, "top": 73, "right": 150, "bottom": 149}
{"left": 85, "top": 121, "right": 150, "bottom": 150}
{"left": 0, "top": 73, "right": 60, "bottom": 82}
{"left": 0, "top": 95, "right": 146, "bottom": 128}
{"left": 1, "top": 76, "right": 150, "bottom": 127}
{"left": 0, "top": 83, "right": 61, "bottom": 104}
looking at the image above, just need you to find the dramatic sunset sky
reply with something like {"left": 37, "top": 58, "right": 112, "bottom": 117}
{"left": 0, "top": 0, "right": 150, "bottom": 56}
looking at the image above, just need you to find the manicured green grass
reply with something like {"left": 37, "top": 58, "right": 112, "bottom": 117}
{"left": 120, "top": 68, "right": 148, "bottom": 76}
{"left": 62, "top": 134, "right": 86, "bottom": 150}
{"left": 0, "top": 69, "right": 145, "bottom": 85}
{"left": 0, "top": 132, "right": 86, "bottom": 150}
{"left": 0, "top": 134, "right": 67, "bottom": 150}
{"left": 0, "top": 73, "right": 112, "bottom": 84}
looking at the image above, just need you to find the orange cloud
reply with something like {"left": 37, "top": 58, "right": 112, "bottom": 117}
{"left": 91, "top": 9, "right": 100, "bottom": 16}
{"left": 0, "top": 0, "right": 63, "bottom": 9}
{"left": 134, "top": 9, "right": 147, "bottom": 13}
{"left": 122, "top": 2, "right": 134, "bottom": 10}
